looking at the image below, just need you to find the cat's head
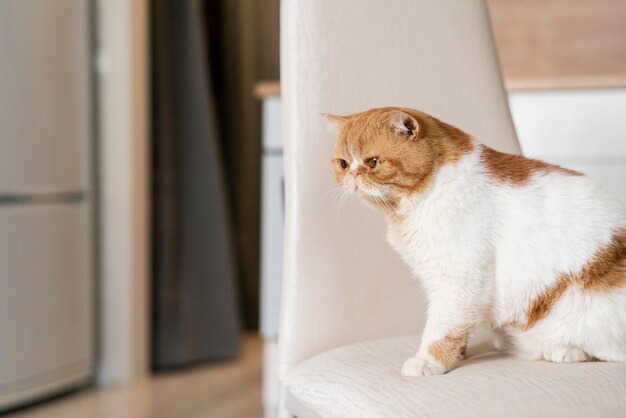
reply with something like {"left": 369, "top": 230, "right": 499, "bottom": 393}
{"left": 327, "top": 107, "right": 471, "bottom": 206}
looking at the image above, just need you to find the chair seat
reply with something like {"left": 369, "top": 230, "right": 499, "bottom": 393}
{"left": 284, "top": 336, "right": 626, "bottom": 418}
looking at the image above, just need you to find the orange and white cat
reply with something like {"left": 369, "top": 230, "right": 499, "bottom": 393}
{"left": 327, "top": 107, "right": 626, "bottom": 376}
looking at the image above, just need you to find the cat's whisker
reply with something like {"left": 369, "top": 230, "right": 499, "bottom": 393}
{"left": 324, "top": 185, "right": 352, "bottom": 214}
{"left": 371, "top": 195, "right": 384, "bottom": 211}
{"left": 336, "top": 188, "right": 351, "bottom": 210}
{"left": 323, "top": 185, "right": 345, "bottom": 195}
{"left": 373, "top": 195, "right": 394, "bottom": 215}
{"left": 327, "top": 186, "right": 346, "bottom": 207}
{"left": 378, "top": 194, "right": 394, "bottom": 212}
{"left": 372, "top": 193, "right": 393, "bottom": 213}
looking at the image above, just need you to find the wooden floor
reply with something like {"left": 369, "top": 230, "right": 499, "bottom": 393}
{"left": 6, "top": 334, "right": 263, "bottom": 418}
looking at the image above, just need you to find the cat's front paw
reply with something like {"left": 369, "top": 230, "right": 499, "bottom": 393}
{"left": 543, "top": 345, "right": 590, "bottom": 363}
{"left": 401, "top": 357, "right": 446, "bottom": 377}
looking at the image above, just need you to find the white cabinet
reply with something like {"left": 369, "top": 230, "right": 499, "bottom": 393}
{"left": 0, "top": 0, "right": 91, "bottom": 193}
{"left": 509, "top": 89, "right": 626, "bottom": 203}
{"left": 260, "top": 96, "right": 284, "bottom": 339}
{"left": 259, "top": 96, "right": 283, "bottom": 417}
{"left": 0, "top": 205, "right": 93, "bottom": 409}
{"left": 0, "top": 0, "right": 94, "bottom": 411}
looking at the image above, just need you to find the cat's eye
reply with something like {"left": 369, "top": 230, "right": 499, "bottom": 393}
{"left": 366, "top": 157, "right": 379, "bottom": 169}
{"left": 338, "top": 159, "right": 348, "bottom": 169}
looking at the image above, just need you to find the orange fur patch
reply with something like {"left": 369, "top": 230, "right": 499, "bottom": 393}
{"left": 481, "top": 146, "right": 582, "bottom": 186}
{"left": 458, "top": 342, "right": 468, "bottom": 359}
{"left": 578, "top": 228, "right": 626, "bottom": 291}
{"left": 432, "top": 119, "right": 474, "bottom": 166}
{"left": 524, "top": 228, "right": 626, "bottom": 330}
{"left": 427, "top": 327, "right": 472, "bottom": 368}
{"left": 524, "top": 276, "right": 571, "bottom": 330}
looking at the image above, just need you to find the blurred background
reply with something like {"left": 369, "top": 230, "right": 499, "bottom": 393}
{"left": 0, "top": 0, "right": 624, "bottom": 417}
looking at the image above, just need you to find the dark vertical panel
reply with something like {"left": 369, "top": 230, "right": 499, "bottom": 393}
{"left": 202, "top": 0, "right": 280, "bottom": 329}
{"left": 152, "top": 0, "right": 240, "bottom": 368}
{"left": 255, "top": 0, "right": 280, "bottom": 80}
{"left": 209, "top": 0, "right": 263, "bottom": 329}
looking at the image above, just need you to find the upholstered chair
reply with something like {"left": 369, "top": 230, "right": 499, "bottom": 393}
{"left": 279, "top": 0, "right": 626, "bottom": 416}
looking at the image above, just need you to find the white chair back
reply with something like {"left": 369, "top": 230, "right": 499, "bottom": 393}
{"left": 279, "top": 0, "right": 521, "bottom": 377}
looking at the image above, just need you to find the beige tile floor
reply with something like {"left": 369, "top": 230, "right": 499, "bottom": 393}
{"left": 6, "top": 334, "right": 263, "bottom": 418}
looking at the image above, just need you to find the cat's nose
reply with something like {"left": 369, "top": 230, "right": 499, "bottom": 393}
{"left": 350, "top": 170, "right": 360, "bottom": 178}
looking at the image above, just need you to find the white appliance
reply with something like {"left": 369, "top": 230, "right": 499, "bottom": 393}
{"left": 259, "top": 94, "right": 283, "bottom": 417}
{"left": 0, "top": 0, "right": 94, "bottom": 411}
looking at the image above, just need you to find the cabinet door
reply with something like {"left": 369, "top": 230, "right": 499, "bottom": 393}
{"left": 509, "top": 89, "right": 626, "bottom": 204}
{"left": 0, "top": 0, "right": 91, "bottom": 192}
{"left": 0, "top": 203, "right": 93, "bottom": 408}
{"left": 260, "top": 155, "right": 284, "bottom": 338}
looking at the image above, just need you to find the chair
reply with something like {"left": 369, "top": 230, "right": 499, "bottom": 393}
{"left": 279, "top": 0, "right": 626, "bottom": 416}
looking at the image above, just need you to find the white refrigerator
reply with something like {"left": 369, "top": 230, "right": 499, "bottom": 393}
{"left": 0, "top": 0, "right": 94, "bottom": 411}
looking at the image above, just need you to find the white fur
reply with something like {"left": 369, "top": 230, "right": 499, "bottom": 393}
{"left": 349, "top": 140, "right": 626, "bottom": 375}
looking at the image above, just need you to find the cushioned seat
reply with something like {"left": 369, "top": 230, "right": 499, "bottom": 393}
{"left": 285, "top": 336, "right": 626, "bottom": 418}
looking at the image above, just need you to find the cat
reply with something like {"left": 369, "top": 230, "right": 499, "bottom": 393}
{"left": 326, "top": 107, "right": 626, "bottom": 376}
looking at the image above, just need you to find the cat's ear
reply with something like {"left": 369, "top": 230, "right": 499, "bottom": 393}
{"left": 390, "top": 111, "right": 419, "bottom": 140}
{"left": 321, "top": 113, "right": 348, "bottom": 134}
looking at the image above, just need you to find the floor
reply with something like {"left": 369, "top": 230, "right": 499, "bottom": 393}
{"left": 6, "top": 334, "right": 264, "bottom": 418}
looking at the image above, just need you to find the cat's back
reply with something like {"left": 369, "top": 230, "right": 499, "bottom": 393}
{"left": 482, "top": 145, "right": 625, "bottom": 318}
{"left": 480, "top": 145, "right": 625, "bottom": 237}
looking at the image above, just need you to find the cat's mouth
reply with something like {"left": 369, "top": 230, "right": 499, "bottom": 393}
{"left": 352, "top": 180, "right": 380, "bottom": 198}
{"left": 345, "top": 177, "right": 360, "bottom": 194}
{"left": 347, "top": 177, "right": 383, "bottom": 198}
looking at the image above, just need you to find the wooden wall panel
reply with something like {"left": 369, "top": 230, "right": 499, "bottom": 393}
{"left": 487, "top": 0, "right": 626, "bottom": 89}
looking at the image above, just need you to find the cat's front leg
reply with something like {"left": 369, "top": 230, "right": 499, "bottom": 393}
{"left": 401, "top": 298, "right": 476, "bottom": 377}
